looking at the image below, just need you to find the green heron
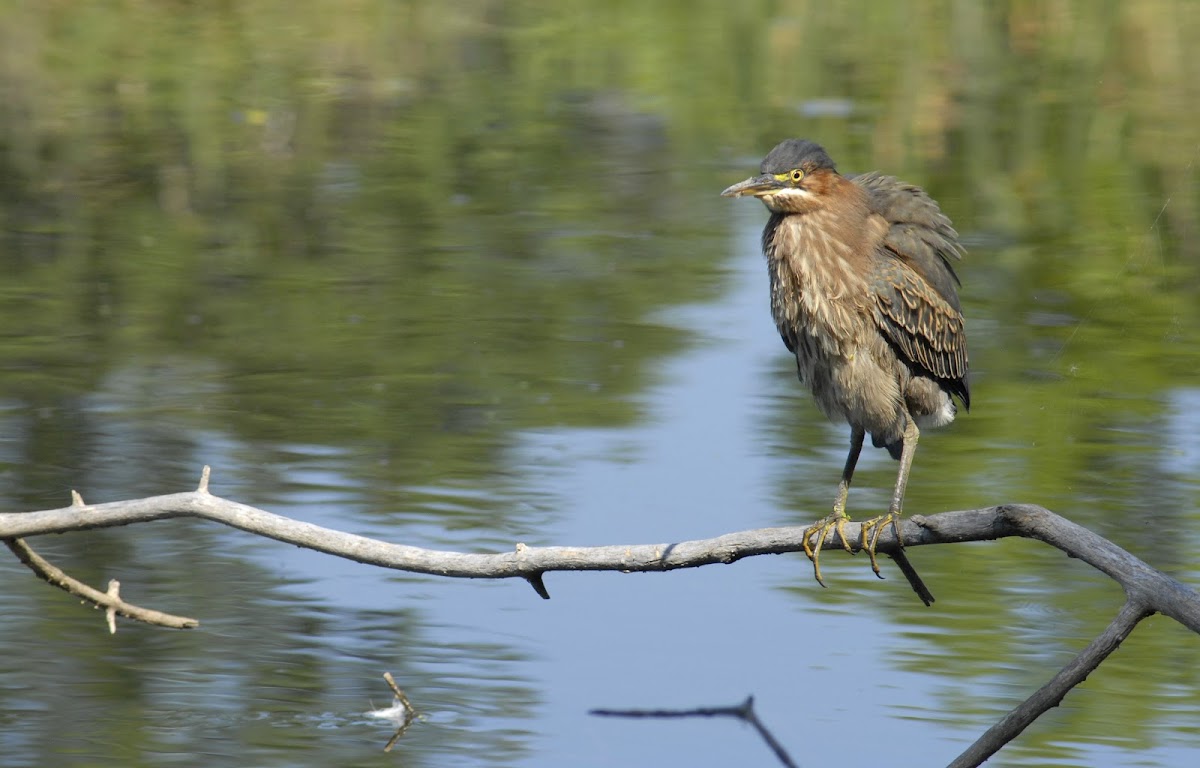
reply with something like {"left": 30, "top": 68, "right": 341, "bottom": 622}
{"left": 722, "top": 139, "right": 968, "bottom": 603}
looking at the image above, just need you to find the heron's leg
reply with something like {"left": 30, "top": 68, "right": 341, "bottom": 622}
{"left": 803, "top": 427, "right": 864, "bottom": 586}
{"left": 888, "top": 417, "right": 920, "bottom": 519}
{"left": 833, "top": 426, "right": 865, "bottom": 516}
{"left": 862, "top": 417, "right": 920, "bottom": 575}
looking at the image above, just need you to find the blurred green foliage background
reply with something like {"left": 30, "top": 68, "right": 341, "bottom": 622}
{"left": 0, "top": 1, "right": 1198, "bottom": 766}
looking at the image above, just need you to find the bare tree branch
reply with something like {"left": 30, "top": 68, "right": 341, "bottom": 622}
{"left": 2, "top": 488, "right": 1196, "bottom": 625}
{"left": 948, "top": 598, "right": 1152, "bottom": 767}
{"left": 2, "top": 537, "right": 199, "bottom": 629}
{"left": 2, "top": 468, "right": 1197, "bottom": 766}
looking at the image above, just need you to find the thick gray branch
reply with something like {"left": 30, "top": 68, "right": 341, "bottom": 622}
{"left": 2, "top": 496, "right": 1195, "bottom": 625}
{"left": 910, "top": 506, "right": 1200, "bottom": 631}
{"left": 2, "top": 496, "right": 1196, "bottom": 616}
{"left": 947, "top": 599, "right": 1152, "bottom": 768}
{"left": 3, "top": 478, "right": 1198, "bottom": 768}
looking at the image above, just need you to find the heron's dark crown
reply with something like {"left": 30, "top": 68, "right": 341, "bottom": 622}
{"left": 760, "top": 139, "right": 837, "bottom": 175}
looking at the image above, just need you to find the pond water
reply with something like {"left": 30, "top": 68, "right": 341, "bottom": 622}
{"left": 1, "top": 3, "right": 1199, "bottom": 767}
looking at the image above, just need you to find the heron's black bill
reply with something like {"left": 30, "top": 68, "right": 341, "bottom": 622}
{"left": 721, "top": 174, "right": 779, "bottom": 198}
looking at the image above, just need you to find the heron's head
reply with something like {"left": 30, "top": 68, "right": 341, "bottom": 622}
{"left": 721, "top": 139, "right": 841, "bottom": 214}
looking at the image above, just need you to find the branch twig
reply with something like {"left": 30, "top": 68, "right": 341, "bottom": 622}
{"left": 2, "top": 537, "right": 199, "bottom": 630}
{"left": 377, "top": 672, "right": 419, "bottom": 752}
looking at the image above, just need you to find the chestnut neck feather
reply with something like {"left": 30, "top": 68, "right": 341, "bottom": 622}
{"left": 760, "top": 173, "right": 881, "bottom": 356}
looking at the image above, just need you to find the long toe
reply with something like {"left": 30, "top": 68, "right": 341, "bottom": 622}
{"left": 859, "top": 513, "right": 901, "bottom": 579}
{"left": 802, "top": 513, "right": 851, "bottom": 587}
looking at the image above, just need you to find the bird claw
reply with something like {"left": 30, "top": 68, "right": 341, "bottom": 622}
{"left": 801, "top": 513, "right": 854, "bottom": 587}
{"left": 859, "top": 513, "right": 904, "bottom": 579}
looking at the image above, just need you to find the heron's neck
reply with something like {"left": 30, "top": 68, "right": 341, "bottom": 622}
{"left": 763, "top": 208, "right": 873, "bottom": 350}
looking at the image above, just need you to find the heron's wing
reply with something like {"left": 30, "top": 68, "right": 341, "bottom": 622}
{"left": 852, "top": 171, "right": 964, "bottom": 301}
{"left": 853, "top": 173, "right": 970, "bottom": 407}
{"left": 870, "top": 258, "right": 970, "bottom": 405}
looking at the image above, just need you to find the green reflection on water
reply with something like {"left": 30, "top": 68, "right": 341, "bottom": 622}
{"left": 1, "top": 1, "right": 1199, "bottom": 766}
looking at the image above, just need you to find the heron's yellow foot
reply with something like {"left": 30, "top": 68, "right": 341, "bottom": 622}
{"left": 859, "top": 512, "right": 904, "bottom": 579}
{"left": 801, "top": 513, "right": 854, "bottom": 587}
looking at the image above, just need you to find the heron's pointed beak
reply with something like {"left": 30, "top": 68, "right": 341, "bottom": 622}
{"left": 721, "top": 174, "right": 780, "bottom": 198}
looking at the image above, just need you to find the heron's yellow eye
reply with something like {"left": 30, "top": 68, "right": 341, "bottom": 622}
{"left": 790, "top": 169, "right": 804, "bottom": 182}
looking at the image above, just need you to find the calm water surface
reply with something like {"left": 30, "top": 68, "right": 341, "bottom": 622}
{"left": 1, "top": 3, "right": 1199, "bottom": 767}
